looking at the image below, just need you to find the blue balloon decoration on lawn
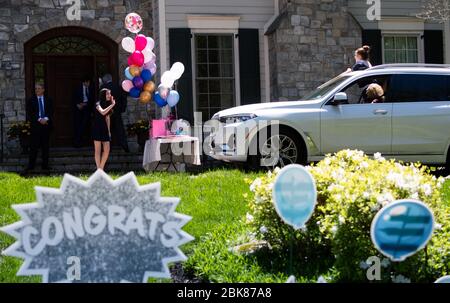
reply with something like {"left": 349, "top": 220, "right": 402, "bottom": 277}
{"left": 154, "top": 92, "right": 168, "bottom": 107}
{"left": 371, "top": 200, "right": 435, "bottom": 262}
{"left": 272, "top": 164, "right": 317, "bottom": 229}
{"left": 129, "top": 87, "right": 141, "bottom": 98}
{"left": 141, "top": 69, "right": 152, "bottom": 82}
{"left": 167, "top": 90, "right": 180, "bottom": 107}
{"left": 125, "top": 67, "right": 133, "bottom": 80}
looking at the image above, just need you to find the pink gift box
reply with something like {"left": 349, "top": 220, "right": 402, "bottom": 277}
{"left": 151, "top": 119, "right": 169, "bottom": 138}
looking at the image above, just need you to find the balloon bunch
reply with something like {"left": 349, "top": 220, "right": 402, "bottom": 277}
{"left": 154, "top": 62, "right": 185, "bottom": 108}
{"left": 121, "top": 13, "right": 157, "bottom": 104}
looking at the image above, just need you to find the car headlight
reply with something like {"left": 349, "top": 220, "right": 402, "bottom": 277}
{"left": 220, "top": 114, "right": 257, "bottom": 124}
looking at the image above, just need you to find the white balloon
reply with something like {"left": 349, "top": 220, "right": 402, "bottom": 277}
{"left": 146, "top": 37, "right": 155, "bottom": 51}
{"left": 143, "top": 48, "right": 156, "bottom": 63}
{"left": 121, "top": 37, "right": 135, "bottom": 53}
{"left": 170, "top": 62, "right": 185, "bottom": 80}
{"left": 161, "top": 71, "right": 175, "bottom": 88}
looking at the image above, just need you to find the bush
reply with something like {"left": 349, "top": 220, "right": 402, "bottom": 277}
{"left": 7, "top": 121, "right": 31, "bottom": 140}
{"left": 247, "top": 150, "right": 450, "bottom": 282}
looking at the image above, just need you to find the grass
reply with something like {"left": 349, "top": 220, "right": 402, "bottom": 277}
{"left": 0, "top": 170, "right": 258, "bottom": 282}
{"left": 1, "top": 170, "right": 449, "bottom": 283}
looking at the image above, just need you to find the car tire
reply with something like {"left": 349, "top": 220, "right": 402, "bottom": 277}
{"left": 246, "top": 126, "right": 306, "bottom": 171}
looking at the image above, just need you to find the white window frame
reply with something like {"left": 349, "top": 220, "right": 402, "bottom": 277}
{"left": 379, "top": 17, "right": 425, "bottom": 64}
{"left": 187, "top": 15, "right": 241, "bottom": 117}
{"left": 381, "top": 32, "right": 425, "bottom": 64}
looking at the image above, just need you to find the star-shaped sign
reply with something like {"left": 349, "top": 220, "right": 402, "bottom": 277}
{"left": 1, "top": 170, "right": 194, "bottom": 282}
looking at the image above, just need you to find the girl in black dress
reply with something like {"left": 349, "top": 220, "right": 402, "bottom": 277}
{"left": 344, "top": 45, "right": 373, "bottom": 73}
{"left": 93, "top": 88, "right": 115, "bottom": 170}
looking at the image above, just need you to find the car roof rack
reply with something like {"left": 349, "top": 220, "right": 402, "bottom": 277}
{"left": 368, "top": 63, "right": 450, "bottom": 70}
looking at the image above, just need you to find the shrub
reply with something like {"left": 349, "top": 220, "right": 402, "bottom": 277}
{"left": 247, "top": 150, "right": 450, "bottom": 282}
{"left": 7, "top": 121, "right": 31, "bottom": 140}
{"left": 126, "top": 119, "right": 149, "bottom": 136}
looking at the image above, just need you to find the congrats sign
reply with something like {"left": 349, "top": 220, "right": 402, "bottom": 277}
{"left": 1, "top": 170, "right": 193, "bottom": 283}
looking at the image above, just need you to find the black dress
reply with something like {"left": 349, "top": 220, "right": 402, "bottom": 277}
{"left": 92, "top": 102, "right": 111, "bottom": 142}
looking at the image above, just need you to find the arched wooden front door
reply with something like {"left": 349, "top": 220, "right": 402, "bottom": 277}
{"left": 25, "top": 27, "right": 118, "bottom": 147}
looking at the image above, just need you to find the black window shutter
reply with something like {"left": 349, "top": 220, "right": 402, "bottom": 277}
{"left": 362, "top": 29, "right": 382, "bottom": 66}
{"left": 238, "top": 29, "right": 261, "bottom": 105}
{"left": 424, "top": 30, "right": 444, "bottom": 64}
{"left": 169, "top": 28, "right": 193, "bottom": 123}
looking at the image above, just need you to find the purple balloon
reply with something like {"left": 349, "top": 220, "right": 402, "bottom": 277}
{"left": 132, "top": 76, "right": 144, "bottom": 89}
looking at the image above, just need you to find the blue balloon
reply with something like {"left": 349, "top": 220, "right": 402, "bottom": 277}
{"left": 129, "top": 87, "right": 141, "bottom": 98}
{"left": 167, "top": 90, "right": 180, "bottom": 107}
{"left": 124, "top": 67, "right": 133, "bottom": 80}
{"left": 272, "top": 164, "right": 317, "bottom": 229}
{"left": 154, "top": 92, "right": 168, "bottom": 107}
{"left": 371, "top": 200, "right": 434, "bottom": 261}
{"left": 141, "top": 69, "right": 152, "bottom": 82}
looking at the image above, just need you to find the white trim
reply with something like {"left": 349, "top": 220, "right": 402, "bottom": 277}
{"left": 263, "top": 35, "right": 270, "bottom": 103}
{"left": 445, "top": 21, "right": 450, "bottom": 64}
{"left": 158, "top": 0, "right": 168, "bottom": 72}
{"left": 381, "top": 33, "right": 425, "bottom": 64}
{"left": 234, "top": 34, "right": 241, "bottom": 107}
{"left": 187, "top": 15, "right": 240, "bottom": 31}
{"left": 378, "top": 17, "right": 425, "bottom": 32}
{"left": 190, "top": 31, "right": 197, "bottom": 116}
{"left": 190, "top": 28, "right": 236, "bottom": 34}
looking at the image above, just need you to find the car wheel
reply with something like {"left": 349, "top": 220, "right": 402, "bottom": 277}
{"left": 247, "top": 128, "right": 305, "bottom": 170}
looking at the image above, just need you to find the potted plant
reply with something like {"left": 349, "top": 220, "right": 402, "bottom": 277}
{"left": 7, "top": 121, "right": 31, "bottom": 154}
{"left": 127, "top": 120, "right": 149, "bottom": 151}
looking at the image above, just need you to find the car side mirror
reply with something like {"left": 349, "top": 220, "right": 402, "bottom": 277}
{"left": 331, "top": 92, "right": 348, "bottom": 105}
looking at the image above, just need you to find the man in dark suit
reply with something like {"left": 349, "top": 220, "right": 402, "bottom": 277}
{"left": 24, "top": 82, "right": 53, "bottom": 172}
{"left": 73, "top": 76, "right": 94, "bottom": 147}
{"left": 100, "top": 74, "right": 129, "bottom": 152}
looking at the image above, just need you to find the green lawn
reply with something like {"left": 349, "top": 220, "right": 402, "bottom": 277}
{"left": 1, "top": 170, "right": 449, "bottom": 283}
{"left": 0, "top": 170, "right": 258, "bottom": 282}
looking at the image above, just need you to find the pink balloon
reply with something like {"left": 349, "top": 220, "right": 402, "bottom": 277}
{"left": 121, "top": 80, "right": 133, "bottom": 92}
{"left": 134, "top": 34, "right": 147, "bottom": 51}
{"left": 144, "top": 62, "right": 157, "bottom": 75}
{"left": 129, "top": 51, "right": 144, "bottom": 67}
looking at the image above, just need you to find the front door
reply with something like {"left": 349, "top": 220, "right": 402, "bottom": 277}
{"left": 25, "top": 27, "right": 118, "bottom": 148}
{"left": 47, "top": 56, "right": 94, "bottom": 147}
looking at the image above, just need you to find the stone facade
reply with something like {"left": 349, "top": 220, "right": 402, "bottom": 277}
{"left": 0, "top": 0, "right": 154, "bottom": 153}
{"left": 268, "top": 0, "right": 362, "bottom": 100}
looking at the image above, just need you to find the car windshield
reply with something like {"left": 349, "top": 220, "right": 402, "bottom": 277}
{"left": 302, "top": 75, "right": 351, "bottom": 100}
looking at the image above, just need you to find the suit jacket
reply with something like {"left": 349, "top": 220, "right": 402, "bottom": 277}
{"left": 101, "top": 81, "right": 127, "bottom": 113}
{"left": 27, "top": 95, "right": 54, "bottom": 130}
{"left": 72, "top": 84, "right": 95, "bottom": 112}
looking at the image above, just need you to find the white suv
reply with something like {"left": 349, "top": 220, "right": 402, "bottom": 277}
{"left": 207, "top": 64, "right": 450, "bottom": 169}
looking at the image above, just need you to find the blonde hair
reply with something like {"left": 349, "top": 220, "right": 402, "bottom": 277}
{"left": 366, "top": 83, "right": 384, "bottom": 101}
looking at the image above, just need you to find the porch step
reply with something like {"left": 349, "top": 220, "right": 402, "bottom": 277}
{"left": 0, "top": 147, "right": 145, "bottom": 174}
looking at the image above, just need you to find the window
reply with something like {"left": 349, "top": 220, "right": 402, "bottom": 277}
{"left": 339, "top": 75, "right": 391, "bottom": 104}
{"left": 303, "top": 75, "right": 351, "bottom": 101}
{"left": 390, "top": 74, "right": 449, "bottom": 102}
{"left": 33, "top": 62, "right": 45, "bottom": 86}
{"left": 383, "top": 36, "right": 419, "bottom": 63}
{"left": 33, "top": 36, "right": 108, "bottom": 55}
{"left": 195, "top": 34, "right": 235, "bottom": 121}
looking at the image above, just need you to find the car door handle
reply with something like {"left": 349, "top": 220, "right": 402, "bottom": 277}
{"left": 373, "top": 109, "right": 388, "bottom": 115}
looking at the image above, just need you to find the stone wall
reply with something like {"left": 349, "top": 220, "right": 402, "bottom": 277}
{"left": 268, "top": 0, "right": 362, "bottom": 100}
{"left": 0, "top": 0, "right": 153, "bottom": 154}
